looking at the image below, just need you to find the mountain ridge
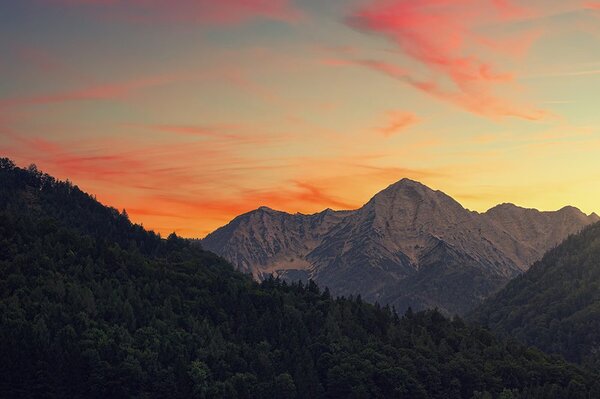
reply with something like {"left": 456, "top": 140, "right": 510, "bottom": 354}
{"left": 203, "top": 179, "right": 598, "bottom": 315}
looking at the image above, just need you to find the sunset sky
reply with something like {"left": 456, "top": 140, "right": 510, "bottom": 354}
{"left": 2, "top": 0, "right": 600, "bottom": 237}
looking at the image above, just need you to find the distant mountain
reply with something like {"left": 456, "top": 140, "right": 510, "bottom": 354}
{"left": 6, "top": 159, "right": 600, "bottom": 398}
{"left": 203, "top": 179, "right": 598, "bottom": 315}
{"left": 470, "top": 221, "right": 600, "bottom": 369}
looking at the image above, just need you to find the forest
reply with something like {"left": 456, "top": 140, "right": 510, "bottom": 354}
{"left": 471, "top": 220, "right": 600, "bottom": 369}
{"left": 1, "top": 158, "right": 598, "bottom": 398}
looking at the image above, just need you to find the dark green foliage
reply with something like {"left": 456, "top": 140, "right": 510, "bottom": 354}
{"left": 0, "top": 158, "right": 598, "bottom": 398}
{"left": 471, "top": 221, "right": 600, "bottom": 369}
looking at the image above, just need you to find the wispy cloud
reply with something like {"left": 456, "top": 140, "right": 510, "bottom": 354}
{"left": 0, "top": 74, "right": 182, "bottom": 108}
{"left": 0, "top": 123, "right": 451, "bottom": 236}
{"left": 524, "top": 69, "right": 600, "bottom": 78}
{"left": 343, "top": 0, "right": 546, "bottom": 120}
{"left": 146, "top": 124, "right": 246, "bottom": 140}
{"left": 325, "top": 57, "right": 545, "bottom": 120}
{"left": 39, "top": 0, "right": 303, "bottom": 25}
{"left": 140, "top": 123, "right": 289, "bottom": 146}
{"left": 375, "top": 111, "right": 419, "bottom": 137}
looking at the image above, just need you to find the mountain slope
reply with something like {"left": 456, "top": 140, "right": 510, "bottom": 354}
{"left": 202, "top": 206, "right": 353, "bottom": 279}
{"left": 470, "top": 221, "right": 600, "bottom": 369}
{"left": 203, "top": 179, "right": 598, "bottom": 315}
{"left": 2, "top": 158, "right": 600, "bottom": 398}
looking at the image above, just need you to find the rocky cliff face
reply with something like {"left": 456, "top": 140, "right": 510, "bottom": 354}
{"left": 203, "top": 179, "right": 598, "bottom": 314}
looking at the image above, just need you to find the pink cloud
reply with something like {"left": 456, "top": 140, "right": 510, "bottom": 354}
{"left": 346, "top": 0, "right": 545, "bottom": 120}
{"left": 584, "top": 2, "right": 600, "bottom": 9}
{"left": 491, "top": 0, "right": 531, "bottom": 19}
{"left": 40, "top": 0, "right": 303, "bottom": 25}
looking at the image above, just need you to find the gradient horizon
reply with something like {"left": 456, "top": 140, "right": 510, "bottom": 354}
{"left": 1, "top": 0, "right": 600, "bottom": 237}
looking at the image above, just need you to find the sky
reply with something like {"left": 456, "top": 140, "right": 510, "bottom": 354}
{"left": 1, "top": 0, "right": 600, "bottom": 237}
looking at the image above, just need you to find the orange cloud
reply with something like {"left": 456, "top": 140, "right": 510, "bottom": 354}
{"left": 375, "top": 111, "right": 419, "bottom": 137}
{"left": 149, "top": 180, "right": 356, "bottom": 219}
{"left": 292, "top": 181, "right": 356, "bottom": 209}
{"left": 40, "top": 0, "right": 303, "bottom": 25}
{"left": 0, "top": 124, "right": 325, "bottom": 235}
{"left": 0, "top": 124, "right": 450, "bottom": 237}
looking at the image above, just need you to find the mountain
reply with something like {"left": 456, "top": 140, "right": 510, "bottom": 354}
{"left": 2, "top": 158, "right": 600, "bottom": 398}
{"left": 470, "top": 221, "right": 600, "bottom": 369}
{"left": 203, "top": 179, "right": 598, "bottom": 315}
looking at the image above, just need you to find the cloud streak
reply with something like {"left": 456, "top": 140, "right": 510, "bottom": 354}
{"left": 0, "top": 74, "right": 181, "bottom": 108}
{"left": 345, "top": 0, "right": 545, "bottom": 120}
{"left": 40, "top": 0, "right": 303, "bottom": 25}
{"left": 0, "top": 124, "right": 448, "bottom": 236}
{"left": 375, "top": 111, "right": 419, "bottom": 137}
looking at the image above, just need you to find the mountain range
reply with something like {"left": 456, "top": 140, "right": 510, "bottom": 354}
{"left": 203, "top": 179, "right": 599, "bottom": 315}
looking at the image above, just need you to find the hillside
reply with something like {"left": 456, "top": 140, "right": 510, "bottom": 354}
{"left": 1, "top": 158, "right": 599, "bottom": 398}
{"left": 203, "top": 179, "right": 598, "bottom": 315}
{"left": 471, "top": 221, "right": 600, "bottom": 369}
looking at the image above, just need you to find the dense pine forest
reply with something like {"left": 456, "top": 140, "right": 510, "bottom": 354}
{"left": 1, "top": 158, "right": 599, "bottom": 398}
{"left": 471, "top": 221, "right": 600, "bottom": 369}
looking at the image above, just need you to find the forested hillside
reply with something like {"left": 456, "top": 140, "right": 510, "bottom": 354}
{"left": 471, "top": 221, "right": 600, "bottom": 369}
{"left": 1, "top": 158, "right": 598, "bottom": 399}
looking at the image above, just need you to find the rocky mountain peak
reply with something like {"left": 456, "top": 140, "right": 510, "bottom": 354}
{"left": 369, "top": 178, "right": 462, "bottom": 208}
{"left": 255, "top": 205, "right": 280, "bottom": 214}
{"left": 556, "top": 205, "right": 599, "bottom": 220}
{"left": 487, "top": 202, "right": 520, "bottom": 211}
{"left": 374, "top": 178, "right": 436, "bottom": 199}
{"left": 362, "top": 179, "right": 470, "bottom": 237}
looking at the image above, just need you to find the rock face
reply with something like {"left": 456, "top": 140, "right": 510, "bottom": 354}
{"left": 203, "top": 179, "right": 598, "bottom": 315}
